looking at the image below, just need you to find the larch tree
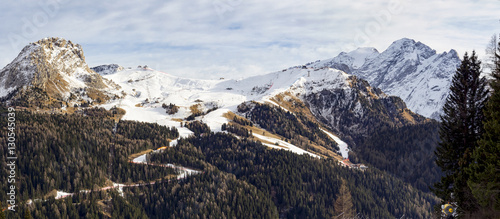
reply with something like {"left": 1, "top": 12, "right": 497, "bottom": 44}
{"left": 434, "top": 51, "right": 489, "bottom": 213}
{"left": 484, "top": 34, "right": 498, "bottom": 74}
{"left": 334, "top": 179, "right": 356, "bottom": 219}
{"left": 466, "top": 37, "right": 500, "bottom": 217}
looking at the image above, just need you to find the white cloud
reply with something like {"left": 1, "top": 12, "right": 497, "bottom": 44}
{"left": 1, "top": 0, "right": 499, "bottom": 79}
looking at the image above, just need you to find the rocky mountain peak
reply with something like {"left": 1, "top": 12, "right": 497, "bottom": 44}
{"left": 307, "top": 38, "right": 460, "bottom": 119}
{"left": 35, "top": 37, "right": 84, "bottom": 57}
{"left": 381, "top": 38, "right": 436, "bottom": 61}
{"left": 0, "top": 37, "right": 118, "bottom": 109}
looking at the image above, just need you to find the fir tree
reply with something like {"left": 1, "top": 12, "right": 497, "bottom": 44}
{"left": 466, "top": 38, "right": 500, "bottom": 217}
{"left": 434, "top": 51, "right": 489, "bottom": 213}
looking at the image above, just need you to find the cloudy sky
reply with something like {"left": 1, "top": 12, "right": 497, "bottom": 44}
{"left": 1, "top": 0, "right": 499, "bottom": 79}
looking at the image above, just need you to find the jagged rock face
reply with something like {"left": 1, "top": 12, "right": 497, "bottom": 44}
{"left": 308, "top": 38, "right": 461, "bottom": 120}
{"left": 0, "top": 37, "right": 118, "bottom": 108}
{"left": 263, "top": 68, "right": 429, "bottom": 147}
{"left": 298, "top": 74, "right": 427, "bottom": 146}
{"left": 91, "top": 64, "right": 124, "bottom": 75}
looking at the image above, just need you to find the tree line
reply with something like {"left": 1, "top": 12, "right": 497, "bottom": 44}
{"left": 433, "top": 42, "right": 500, "bottom": 218}
{"left": 237, "top": 101, "right": 339, "bottom": 152}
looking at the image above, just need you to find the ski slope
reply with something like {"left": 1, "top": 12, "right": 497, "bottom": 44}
{"left": 320, "top": 128, "right": 349, "bottom": 158}
{"left": 100, "top": 66, "right": 351, "bottom": 158}
{"left": 253, "top": 133, "right": 320, "bottom": 158}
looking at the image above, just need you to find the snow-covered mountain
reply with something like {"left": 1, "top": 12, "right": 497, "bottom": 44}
{"left": 96, "top": 65, "right": 425, "bottom": 157}
{"left": 0, "top": 37, "right": 118, "bottom": 108}
{"left": 308, "top": 38, "right": 461, "bottom": 119}
{"left": 0, "top": 38, "right": 431, "bottom": 159}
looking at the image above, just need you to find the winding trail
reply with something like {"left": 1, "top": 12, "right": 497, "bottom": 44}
{"left": 53, "top": 153, "right": 202, "bottom": 200}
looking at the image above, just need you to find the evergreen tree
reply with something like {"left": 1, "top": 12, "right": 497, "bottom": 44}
{"left": 23, "top": 209, "right": 32, "bottom": 219}
{"left": 0, "top": 202, "right": 5, "bottom": 219}
{"left": 334, "top": 179, "right": 356, "bottom": 218}
{"left": 466, "top": 38, "right": 500, "bottom": 217}
{"left": 434, "top": 51, "right": 489, "bottom": 213}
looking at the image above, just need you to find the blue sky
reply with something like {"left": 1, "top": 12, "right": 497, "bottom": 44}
{"left": 1, "top": 0, "right": 499, "bottom": 79}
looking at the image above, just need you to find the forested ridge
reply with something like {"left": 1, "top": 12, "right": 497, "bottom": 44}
{"left": 0, "top": 107, "right": 178, "bottom": 216}
{"left": 150, "top": 132, "right": 437, "bottom": 218}
{"left": 0, "top": 105, "right": 440, "bottom": 218}
{"left": 236, "top": 99, "right": 443, "bottom": 195}
{"left": 237, "top": 101, "right": 339, "bottom": 152}
{"left": 352, "top": 121, "right": 442, "bottom": 192}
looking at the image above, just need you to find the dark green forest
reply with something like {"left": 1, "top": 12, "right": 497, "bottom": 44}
{"left": 433, "top": 49, "right": 500, "bottom": 217}
{"left": 151, "top": 132, "right": 438, "bottom": 218}
{"left": 353, "top": 121, "right": 442, "bottom": 192}
{"left": 0, "top": 107, "right": 178, "bottom": 206}
{"left": 237, "top": 100, "right": 443, "bottom": 194}
{"left": 1, "top": 106, "right": 439, "bottom": 218}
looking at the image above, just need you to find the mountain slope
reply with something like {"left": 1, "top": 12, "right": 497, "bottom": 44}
{"left": 308, "top": 38, "right": 461, "bottom": 119}
{"left": 0, "top": 105, "right": 438, "bottom": 218}
{"left": 0, "top": 38, "right": 436, "bottom": 162}
{"left": 0, "top": 37, "right": 118, "bottom": 108}
{"left": 96, "top": 65, "right": 425, "bottom": 159}
{"left": 0, "top": 38, "right": 444, "bottom": 218}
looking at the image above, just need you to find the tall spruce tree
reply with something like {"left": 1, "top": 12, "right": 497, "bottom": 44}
{"left": 466, "top": 38, "right": 500, "bottom": 217}
{"left": 434, "top": 51, "right": 489, "bottom": 213}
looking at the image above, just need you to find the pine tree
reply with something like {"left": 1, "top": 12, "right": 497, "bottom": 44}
{"left": 334, "top": 179, "right": 356, "bottom": 218}
{"left": 466, "top": 38, "right": 500, "bottom": 217}
{"left": 434, "top": 51, "right": 489, "bottom": 213}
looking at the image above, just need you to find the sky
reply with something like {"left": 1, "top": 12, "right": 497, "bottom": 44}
{"left": 1, "top": 0, "right": 499, "bottom": 79}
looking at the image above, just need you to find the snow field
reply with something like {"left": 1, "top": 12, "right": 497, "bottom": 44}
{"left": 320, "top": 128, "right": 349, "bottom": 159}
{"left": 252, "top": 133, "right": 320, "bottom": 158}
{"left": 101, "top": 67, "right": 352, "bottom": 159}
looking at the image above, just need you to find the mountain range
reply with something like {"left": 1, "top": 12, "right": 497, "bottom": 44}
{"left": 0, "top": 37, "right": 458, "bottom": 158}
{"left": 0, "top": 37, "right": 454, "bottom": 218}
{"left": 307, "top": 38, "right": 461, "bottom": 119}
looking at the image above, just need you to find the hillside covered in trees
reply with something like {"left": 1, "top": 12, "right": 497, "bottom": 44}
{"left": 352, "top": 121, "right": 442, "bottom": 192}
{"left": 1, "top": 105, "right": 439, "bottom": 218}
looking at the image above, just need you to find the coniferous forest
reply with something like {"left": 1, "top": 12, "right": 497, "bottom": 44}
{"left": 354, "top": 121, "right": 442, "bottom": 192}
{"left": 0, "top": 38, "right": 498, "bottom": 219}
{"left": 0, "top": 105, "right": 440, "bottom": 218}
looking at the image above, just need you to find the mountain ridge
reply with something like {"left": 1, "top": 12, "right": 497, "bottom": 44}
{"left": 307, "top": 38, "right": 460, "bottom": 119}
{"left": 0, "top": 37, "right": 443, "bottom": 218}
{"left": 0, "top": 37, "right": 439, "bottom": 159}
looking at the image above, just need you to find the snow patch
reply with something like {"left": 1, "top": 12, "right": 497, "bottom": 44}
{"left": 166, "top": 164, "right": 201, "bottom": 179}
{"left": 113, "top": 183, "right": 126, "bottom": 197}
{"left": 132, "top": 154, "right": 148, "bottom": 164}
{"left": 253, "top": 133, "right": 320, "bottom": 158}
{"left": 55, "top": 191, "right": 73, "bottom": 199}
{"left": 320, "top": 128, "right": 349, "bottom": 158}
